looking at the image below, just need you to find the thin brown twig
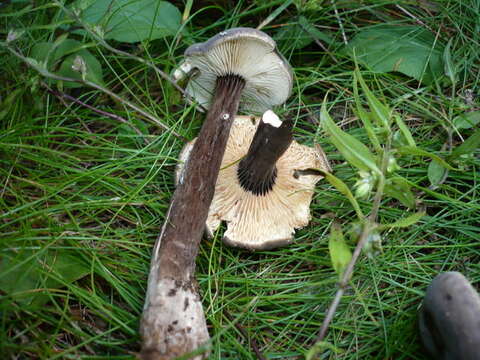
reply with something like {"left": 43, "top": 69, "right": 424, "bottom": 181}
{"left": 41, "top": 81, "right": 92, "bottom": 133}
{"left": 42, "top": 82, "right": 150, "bottom": 143}
{"left": 2, "top": 44, "right": 187, "bottom": 141}
{"left": 331, "top": 0, "right": 347, "bottom": 45}
{"left": 51, "top": 0, "right": 207, "bottom": 113}
{"left": 315, "top": 142, "right": 390, "bottom": 343}
{"left": 395, "top": 4, "right": 434, "bottom": 32}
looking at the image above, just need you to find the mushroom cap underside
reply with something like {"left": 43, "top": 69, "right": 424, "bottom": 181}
{"left": 182, "top": 28, "right": 292, "bottom": 114}
{"left": 176, "top": 116, "right": 330, "bottom": 250}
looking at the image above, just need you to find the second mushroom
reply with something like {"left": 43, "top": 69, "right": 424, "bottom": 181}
{"left": 177, "top": 111, "right": 331, "bottom": 250}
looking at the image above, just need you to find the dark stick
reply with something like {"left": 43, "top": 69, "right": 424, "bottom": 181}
{"left": 42, "top": 84, "right": 149, "bottom": 141}
{"left": 238, "top": 119, "right": 293, "bottom": 195}
{"left": 140, "top": 75, "right": 245, "bottom": 360}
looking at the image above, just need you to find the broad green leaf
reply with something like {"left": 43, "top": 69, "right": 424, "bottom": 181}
{"left": 0, "top": 249, "right": 90, "bottom": 306}
{"left": 317, "top": 169, "right": 364, "bottom": 219}
{"left": 450, "top": 128, "right": 480, "bottom": 159}
{"left": 398, "top": 146, "right": 455, "bottom": 170}
{"left": 355, "top": 68, "right": 391, "bottom": 132}
{"left": 394, "top": 115, "right": 416, "bottom": 147}
{"left": 427, "top": 160, "right": 447, "bottom": 187}
{"left": 328, "top": 223, "right": 352, "bottom": 279}
{"left": 321, "top": 101, "right": 381, "bottom": 175}
{"left": 453, "top": 111, "right": 480, "bottom": 130}
{"left": 346, "top": 25, "right": 444, "bottom": 85}
{"left": 443, "top": 38, "right": 456, "bottom": 85}
{"left": 384, "top": 176, "right": 415, "bottom": 209}
{"left": 57, "top": 52, "right": 103, "bottom": 87}
{"left": 30, "top": 39, "right": 103, "bottom": 87}
{"left": 76, "top": 0, "right": 182, "bottom": 43}
{"left": 378, "top": 211, "right": 425, "bottom": 230}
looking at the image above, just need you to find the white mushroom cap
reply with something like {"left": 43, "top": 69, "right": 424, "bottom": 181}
{"left": 181, "top": 28, "right": 293, "bottom": 114}
{"left": 176, "top": 116, "right": 330, "bottom": 250}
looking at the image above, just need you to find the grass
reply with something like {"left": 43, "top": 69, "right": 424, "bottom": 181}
{"left": 1, "top": 0, "right": 480, "bottom": 359}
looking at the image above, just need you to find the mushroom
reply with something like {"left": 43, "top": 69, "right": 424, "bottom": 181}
{"left": 181, "top": 27, "right": 292, "bottom": 114}
{"left": 140, "top": 28, "right": 292, "bottom": 359}
{"left": 176, "top": 111, "right": 330, "bottom": 250}
{"left": 418, "top": 272, "right": 480, "bottom": 360}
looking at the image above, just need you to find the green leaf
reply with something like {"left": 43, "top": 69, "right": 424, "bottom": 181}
{"left": 328, "top": 223, "right": 352, "bottom": 279}
{"left": 384, "top": 176, "right": 415, "bottom": 209}
{"left": 398, "top": 146, "right": 455, "bottom": 170}
{"left": 0, "top": 249, "right": 90, "bottom": 306}
{"left": 321, "top": 101, "right": 381, "bottom": 175}
{"left": 30, "top": 39, "right": 103, "bottom": 87}
{"left": 76, "top": 0, "right": 182, "bottom": 43}
{"left": 453, "top": 111, "right": 480, "bottom": 130}
{"left": 394, "top": 115, "right": 416, "bottom": 147}
{"left": 318, "top": 170, "right": 364, "bottom": 219}
{"left": 427, "top": 160, "right": 447, "bottom": 187}
{"left": 355, "top": 68, "right": 391, "bottom": 133}
{"left": 443, "top": 38, "right": 456, "bottom": 85}
{"left": 450, "top": 128, "right": 480, "bottom": 159}
{"left": 57, "top": 52, "right": 103, "bottom": 87}
{"left": 352, "top": 72, "right": 382, "bottom": 152}
{"left": 378, "top": 211, "right": 425, "bottom": 230}
{"left": 346, "top": 25, "right": 444, "bottom": 85}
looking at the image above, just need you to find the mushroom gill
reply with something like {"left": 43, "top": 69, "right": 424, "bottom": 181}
{"left": 176, "top": 115, "right": 330, "bottom": 250}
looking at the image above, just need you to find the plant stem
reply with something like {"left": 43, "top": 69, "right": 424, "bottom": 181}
{"left": 315, "top": 145, "right": 390, "bottom": 343}
{"left": 1, "top": 44, "right": 185, "bottom": 141}
{"left": 42, "top": 82, "right": 149, "bottom": 141}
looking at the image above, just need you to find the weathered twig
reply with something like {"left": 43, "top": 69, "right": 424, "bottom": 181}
{"left": 1, "top": 44, "right": 185, "bottom": 141}
{"left": 330, "top": 0, "right": 348, "bottom": 45}
{"left": 315, "top": 142, "right": 390, "bottom": 342}
{"left": 395, "top": 5, "right": 434, "bottom": 32}
{"left": 42, "top": 82, "right": 150, "bottom": 142}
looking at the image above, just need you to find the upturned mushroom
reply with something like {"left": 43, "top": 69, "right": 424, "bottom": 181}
{"left": 176, "top": 111, "right": 330, "bottom": 250}
{"left": 140, "top": 28, "right": 292, "bottom": 359}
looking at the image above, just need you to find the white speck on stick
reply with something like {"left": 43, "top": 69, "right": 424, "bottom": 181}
{"left": 262, "top": 109, "right": 282, "bottom": 128}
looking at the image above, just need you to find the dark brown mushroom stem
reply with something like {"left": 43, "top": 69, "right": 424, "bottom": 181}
{"left": 140, "top": 74, "right": 245, "bottom": 359}
{"left": 238, "top": 119, "right": 293, "bottom": 195}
